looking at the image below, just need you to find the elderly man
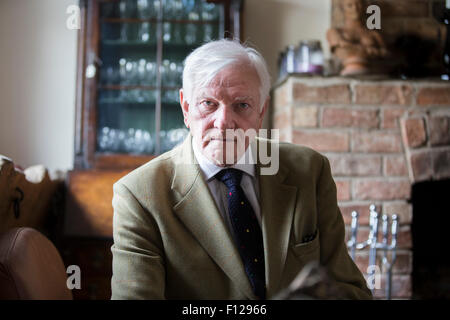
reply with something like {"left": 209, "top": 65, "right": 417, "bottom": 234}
{"left": 111, "top": 39, "right": 371, "bottom": 300}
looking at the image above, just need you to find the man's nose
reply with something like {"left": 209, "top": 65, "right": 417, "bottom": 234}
{"left": 213, "top": 106, "right": 235, "bottom": 130}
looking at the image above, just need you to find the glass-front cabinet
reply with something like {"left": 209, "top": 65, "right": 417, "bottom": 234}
{"left": 75, "top": 0, "right": 243, "bottom": 169}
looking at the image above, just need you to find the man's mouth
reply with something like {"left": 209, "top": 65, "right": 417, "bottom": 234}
{"left": 209, "top": 137, "right": 237, "bottom": 142}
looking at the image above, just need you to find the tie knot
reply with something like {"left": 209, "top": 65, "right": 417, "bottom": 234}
{"left": 215, "top": 168, "right": 243, "bottom": 189}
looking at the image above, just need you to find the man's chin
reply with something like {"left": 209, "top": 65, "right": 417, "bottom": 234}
{"left": 204, "top": 147, "right": 240, "bottom": 166}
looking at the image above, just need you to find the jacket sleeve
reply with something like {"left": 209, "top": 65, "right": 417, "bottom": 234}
{"left": 110, "top": 182, "right": 166, "bottom": 299}
{"left": 316, "top": 155, "right": 373, "bottom": 299}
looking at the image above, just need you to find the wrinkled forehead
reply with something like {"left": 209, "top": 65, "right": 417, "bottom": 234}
{"left": 203, "top": 63, "right": 261, "bottom": 90}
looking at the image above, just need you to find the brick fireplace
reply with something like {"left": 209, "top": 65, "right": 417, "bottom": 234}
{"left": 271, "top": 75, "right": 450, "bottom": 299}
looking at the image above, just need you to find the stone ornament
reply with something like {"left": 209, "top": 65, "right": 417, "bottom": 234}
{"left": 327, "top": 0, "right": 388, "bottom": 76}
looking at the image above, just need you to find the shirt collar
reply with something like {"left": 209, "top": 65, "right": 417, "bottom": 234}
{"left": 192, "top": 139, "right": 256, "bottom": 181}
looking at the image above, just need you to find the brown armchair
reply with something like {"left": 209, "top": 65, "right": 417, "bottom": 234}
{"left": 0, "top": 227, "right": 72, "bottom": 300}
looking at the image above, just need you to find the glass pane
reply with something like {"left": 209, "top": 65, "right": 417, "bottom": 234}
{"left": 96, "top": 0, "right": 225, "bottom": 156}
{"left": 97, "top": 1, "right": 159, "bottom": 155}
{"left": 160, "top": 90, "right": 188, "bottom": 153}
{"left": 101, "top": 0, "right": 161, "bottom": 19}
{"left": 97, "top": 91, "right": 156, "bottom": 154}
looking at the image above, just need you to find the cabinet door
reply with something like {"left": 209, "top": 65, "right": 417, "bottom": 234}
{"left": 76, "top": 0, "right": 241, "bottom": 170}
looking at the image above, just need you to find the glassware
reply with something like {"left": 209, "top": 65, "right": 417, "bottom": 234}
{"left": 201, "top": 1, "right": 219, "bottom": 21}
{"left": 137, "top": 0, "right": 152, "bottom": 19}
{"left": 285, "top": 45, "right": 296, "bottom": 74}
{"left": 172, "top": 0, "right": 184, "bottom": 20}
{"left": 138, "top": 22, "right": 151, "bottom": 42}
{"left": 145, "top": 61, "right": 156, "bottom": 86}
{"left": 176, "top": 62, "right": 184, "bottom": 86}
{"left": 163, "top": 0, "right": 174, "bottom": 19}
{"left": 172, "top": 23, "right": 184, "bottom": 45}
{"left": 185, "top": 23, "right": 197, "bottom": 45}
{"left": 137, "top": 59, "right": 147, "bottom": 84}
{"left": 153, "top": 0, "right": 162, "bottom": 18}
{"left": 119, "top": 58, "right": 129, "bottom": 84}
{"left": 120, "top": 24, "right": 130, "bottom": 41}
{"left": 185, "top": 0, "right": 201, "bottom": 45}
{"left": 203, "top": 23, "right": 214, "bottom": 42}
{"left": 182, "top": 0, "right": 195, "bottom": 19}
{"left": 163, "top": 22, "right": 171, "bottom": 43}
{"left": 295, "top": 40, "right": 324, "bottom": 75}
{"left": 125, "top": 60, "right": 139, "bottom": 85}
{"left": 98, "top": 127, "right": 124, "bottom": 152}
{"left": 119, "top": 0, "right": 136, "bottom": 18}
{"left": 161, "top": 128, "right": 189, "bottom": 152}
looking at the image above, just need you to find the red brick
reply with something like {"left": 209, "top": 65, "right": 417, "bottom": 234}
{"left": 401, "top": 117, "right": 427, "bottom": 148}
{"left": 293, "top": 106, "right": 318, "bottom": 127}
{"left": 273, "top": 108, "right": 291, "bottom": 130}
{"left": 417, "top": 87, "right": 450, "bottom": 106}
{"left": 429, "top": 116, "right": 450, "bottom": 146}
{"left": 278, "top": 130, "right": 292, "bottom": 143}
{"left": 293, "top": 83, "right": 351, "bottom": 104}
{"left": 328, "top": 154, "right": 381, "bottom": 176}
{"left": 354, "top": 179, "right": 411, "bottom": 200}
{"left": 384, "top": 155, "right": 408, "bottom": 176}
{"left": 352, "top": 131, "right": 403, "bottom": 153}
{"left": 433, "top": 148, "right": 450, "bottom": 180}
{"left": 273, "top": 82, "right": 291, "bottom": 108}
{"left": 371, "top": 275, "right": 412, "bottom": 299}
{"left": 382, "top": 108, "right": 406, "bottom": 129}
{"left": 340, "top": 203, "right": 381, "bottom": 225}
{"left": 354, "top": 84, "right": 413, "bottom": 105}
{"left": 383, "top": 202, "right": 412, "bottom": 225}
{"left": 292, "top": 130, "right": 349, "bottom": 152}
{"left": 335, "top": 179, "right": 351, "bottom": 201}
{"left": 346, "top": 225, "right": 412, "bottom": 249}
{"left": 409, "top": 150, "right": 433, "bottom": 182}
{"left": 352, "top": 250, "right": 412, "bottom": 275}
{"left": 322, "top": 108, "right": 379, "bottom": 129}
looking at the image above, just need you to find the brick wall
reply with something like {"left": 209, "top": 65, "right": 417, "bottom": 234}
{"left": 271, "top": 75, "right": 450, "bottom": 299}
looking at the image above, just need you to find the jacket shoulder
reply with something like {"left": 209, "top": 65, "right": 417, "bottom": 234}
{"left": 113, "top": 146, "right": 180, "bottom": 192}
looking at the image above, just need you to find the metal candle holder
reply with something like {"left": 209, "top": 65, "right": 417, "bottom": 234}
{"left": 346, "top": 204, "right": 399, "bottom": 299}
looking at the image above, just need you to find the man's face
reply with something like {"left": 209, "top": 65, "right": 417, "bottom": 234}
{"left": 180, "top": 63, "right": 268, "bottom": 166}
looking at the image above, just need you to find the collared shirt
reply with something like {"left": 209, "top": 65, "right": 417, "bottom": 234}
{"left": 192, "top": 141, "right": 262, "bottom": 232}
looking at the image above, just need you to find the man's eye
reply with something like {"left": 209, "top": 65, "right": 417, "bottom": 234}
{"left": 237, "top": 103, "right": 250, "bottom": 109}
{"left": 202, "top": 100, "right": 215, "bottom": 107}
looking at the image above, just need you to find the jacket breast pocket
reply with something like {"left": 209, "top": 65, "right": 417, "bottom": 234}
{"left": 290, "top": 230, "right": 320, "bottom": 262}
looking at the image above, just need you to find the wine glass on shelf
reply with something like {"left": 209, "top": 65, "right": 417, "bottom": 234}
{"left": 138, "top": 22, "right": 151, "bottom": 42}
{"left": 145, "top": 61, "right": 156, "bottom": 86}
{"left": 137, "top": 0, "right": 152, "bottom": 19}
{"left": 163, "top": 22, "right": 172, "bottom": 43}
{"left": 137, "top": 59, "right": 147, "bottom": 85}
{"left": 172, "top": 23, "right": 183, "bottom": 45}
{"left": 119, "top": 0, "right": 136, "bottom": 18}
{"left": 201, "top": 1, "right": 219, "bottom": 21}
{"left": 120, "top": 24, "right": 130, "bottom": 41}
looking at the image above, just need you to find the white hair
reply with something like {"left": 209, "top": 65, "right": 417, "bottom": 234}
{"left": 182, "top": 39, "right": 271, "bottom": 112}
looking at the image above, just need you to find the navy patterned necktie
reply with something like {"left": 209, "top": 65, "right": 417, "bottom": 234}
{"left": 215, "top": 168, "right": 266, "bottom": 299}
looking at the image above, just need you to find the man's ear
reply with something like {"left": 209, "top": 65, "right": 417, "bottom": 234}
{"left": 179, "top": 89, "right": 190, "bottom": 129}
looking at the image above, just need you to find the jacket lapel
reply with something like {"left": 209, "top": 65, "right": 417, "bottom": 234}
{"left": 254, "top": 138, "right": 298, "bottom": 298}
{"left": 171, "top": 135, "right": 256, "bottom": 299}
